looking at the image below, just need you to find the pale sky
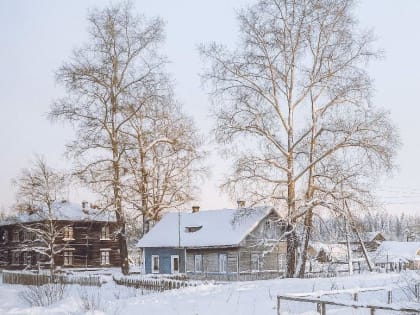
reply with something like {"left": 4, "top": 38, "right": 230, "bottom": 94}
{"left": 1, "top": 0, "right": 420, "bottom": 212}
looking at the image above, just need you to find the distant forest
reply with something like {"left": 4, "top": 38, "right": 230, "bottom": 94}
{"left": 313, "top": 211, "right": 420, "bottom": 242}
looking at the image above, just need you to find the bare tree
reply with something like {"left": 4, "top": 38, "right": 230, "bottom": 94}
{"left": 49, "top": 2, "right": 168, "bottom": 274}
{"left": 200, "top": 0, "right": 398, "bottom": 277}
{"left": 12, "top": 156, "right": 69, "bottom": 274}
{"left": 122, "top": 95, "right": 206, "bottom": 236}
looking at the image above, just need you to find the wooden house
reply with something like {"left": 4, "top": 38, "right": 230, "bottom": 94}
{"left": 372, "top": 241, "right": 420, "bottom": 271}
{"left": 338, "top": 231, "right": 387, "bottom": 257}
{"left": 137, "top": 206, "right": 287, "bottom": 281}
{"left": 0, "top": 201, "right": 120, "bottom": 270}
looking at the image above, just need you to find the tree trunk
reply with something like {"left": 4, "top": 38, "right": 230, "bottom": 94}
{"left": 298, "top": 208, "right": 313, "bottom": 278}
{"left": 344, "top": 217, "right": 354, "bottom": 275}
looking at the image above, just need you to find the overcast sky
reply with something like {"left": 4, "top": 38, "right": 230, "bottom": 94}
{"left": 1, "top": 0, "right": 420, "bottom": 212}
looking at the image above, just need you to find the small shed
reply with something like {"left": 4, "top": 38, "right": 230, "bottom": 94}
{"left": 137, "top": 206, "right": 287, "bottom": 280}
{"left": 308, "top": 242, "right": 348, "bottom": 263}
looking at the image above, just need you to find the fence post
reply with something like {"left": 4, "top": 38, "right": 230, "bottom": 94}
{"left": 277, "top": 297, "right": 281, "bottom": 315}
{"left": 370, "top": 307, "right": 375, "bottom": 315}
{"left": 353, "top": 293, "right": 358, "bottom": 302}
{"left": 387, "top": 290, "right": 392, "bottom": 304}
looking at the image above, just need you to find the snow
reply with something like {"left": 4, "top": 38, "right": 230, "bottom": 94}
{"left": 0, "top": 201, "right": 116, "bottom": 226}
{"left": 0, "top": 271, "right": 419, "bottom": 314}
{"left": 137, "top": 207, "right": 274, "bottom": 248}
{"left": 373, "top": 241, "right": 420, "bottom": 263}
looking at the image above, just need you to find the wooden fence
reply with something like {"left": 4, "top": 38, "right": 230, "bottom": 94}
{"left": 277, "top": 286, "right": 420, "bottom": 315}
{"left": 113, "top": 276, "right": 194, "bottom": 292}
{"left": 2, "top": 270, "right": 102, "bottom": 286}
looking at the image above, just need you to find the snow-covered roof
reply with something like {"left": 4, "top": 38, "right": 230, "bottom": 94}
{"left": 0, "top": 201, "right": 116, "bottom": 226}
{"left": 373, "top": 241, "right": 420, "bottom": 263}
{"left": 137, "top": 206, "right": 275, "bottom": 248}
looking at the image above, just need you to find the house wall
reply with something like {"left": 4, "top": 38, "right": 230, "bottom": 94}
{"left": 0, "top": 221, "right": 120, "bottom": 269}
{"left": 186, "top": 248, "right": 239, "bottom": 274}
{"left": 183, "top": 213, "right": 288, "bottom": 280}
{"left": 144, "top": 247, "right": 185, "bottom": 274}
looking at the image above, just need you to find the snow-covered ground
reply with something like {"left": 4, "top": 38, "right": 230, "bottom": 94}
{"left": 0, "top": 271, "right": 419, "bottom": 314}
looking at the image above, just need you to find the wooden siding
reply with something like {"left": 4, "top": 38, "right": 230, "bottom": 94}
{"left": 0, "top": 221, "right": 120, "bottom": 269}
{"left": 144, "top": 248, "right": 185, "bottom": 274}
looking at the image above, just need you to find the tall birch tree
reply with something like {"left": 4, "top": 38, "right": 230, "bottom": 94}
{"left": 200, "top": 0, "right": 398, "bottom": 277}
{"left": 49, "top": 2, "right": 168, "bottom": 274}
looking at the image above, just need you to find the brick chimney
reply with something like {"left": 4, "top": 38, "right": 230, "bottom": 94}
{"left": 237, "top": 200, "right": 246, "bottom": 208}
{"left": 192, "top": 205, "right": 200, "bottom": 213}
{"left": 81, "top": 201, "right": 89, "bottom": 214}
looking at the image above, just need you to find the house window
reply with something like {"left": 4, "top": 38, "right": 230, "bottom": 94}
{"left": 63, "top": 251, "right": 73, "bottom": 266}
{"left": 171, "top": 255, "right": 180, "bottom": 274}
{"left": 23, "top": 252, "right": 32, "bottom": 266}
{"left": 185, "top": 226, "right": 203, "bottom": 233}
{"left": 100, "top": 250, "right": 110, "bottom": 265}
{"left": 194, "top": 254, "right": 202, "bottom": 273}
{"left": 23, "top": 230, "right": 33, "bottom": 241}
{"left": 265, "top": 220, "right": 277, "bottom": 238}
{"left": 251, "top": 253, "right": 261, "bottom": 272}
{"left": 63, "top": 226, "right": 74, "bottom": 240}
{"left": 12, "top": 230, "right": 20, "bottom": 242}
{"left": 151, "top": 255, "right": 159, "bottom": 273}
{"left": 278, "top": 253, "right": 286, "bottom": 271}
{"left": 219, "top": 253, "right": 227, "bottom": 273}
{"left": 12, "top": 252, "right": 20, "bottom": 265}
{"left": 101, "top": 225, "right": 110, "bottom": 240}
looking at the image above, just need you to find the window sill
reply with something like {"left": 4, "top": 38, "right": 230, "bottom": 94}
{"left": 63, "top": 238, "right": 75, "bottom": 241}
{"left": 100, "top": 238, "right": 111, "bottom": 241}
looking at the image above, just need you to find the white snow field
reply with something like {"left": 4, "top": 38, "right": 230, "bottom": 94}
{"left": 0, "top": 271, "right": 419, "bottom": 314}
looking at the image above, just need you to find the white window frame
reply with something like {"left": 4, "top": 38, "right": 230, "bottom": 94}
{"left": 219, "top": 253, "right": 227, "bottom": 273}
{"left": 12, "top": 230, "right": 19, "bottom": 242}
{"left": 194, "top": 254, "right": 202, "bottom": 273}
{"left": 63, "top": 250, "right": 74, "bottom": 266}
{"left": 23, "top": 252, "right": 32, "bottom": 266}
{"left": 151, "top": 255, "right": 160, "bottom": 273}
{"left": 251, "top": 253, "right": 261, "bottom": 272}
{"left": 100, "top": 225, "right": 110, "bottom": 240}
{"left": 278, "top": 253, "right": 286, "bottom": 271}
{"left": 11, "top": 251, "right": 20, "bottom": 265}
{"left": 63, "top": 226, "right": 74, "bottom": 241}
{"left": 23, "top": 230, "right": 32, "bottom": 241}
{"left": 100, "top": 249, "right": 110, "bottom": 265}
{"left": 171, "top": 255, "right": 180, "bottom": 274}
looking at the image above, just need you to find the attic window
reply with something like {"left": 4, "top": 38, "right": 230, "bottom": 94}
{"left": 185, "top": 226, "right": 203, "bottom": 233}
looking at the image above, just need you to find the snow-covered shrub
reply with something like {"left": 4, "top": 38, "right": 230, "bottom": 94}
{"left": 79, "top": 287, "right": 104, "bottom": 312}
{"left": 397, "top": 271, "right": 420, "bottom": 302}
{"left": 20, "top": 282, "right": 67, "bottom": 307}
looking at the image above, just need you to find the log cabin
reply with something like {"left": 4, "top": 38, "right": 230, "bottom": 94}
{"left": 137, "top": 206, "right": 287, "bottom": 281}
{"left": 0, "top": 201, "right": 120, "bottom": 270}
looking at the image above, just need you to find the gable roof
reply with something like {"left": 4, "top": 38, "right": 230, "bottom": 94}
{"left": 373, "top": 241, "right": 420, "bottom": 263}
{"left": 0, "top": 201, "right": 116, "bottom": 226}
{"left": 137, "top": 206, "right": 275, "bottom": 248}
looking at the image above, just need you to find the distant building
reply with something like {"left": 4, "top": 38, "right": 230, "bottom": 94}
{"left": 307, "top": 242, "right": 348, "bottom": 263}
{"left": 372, "top": 241, "right": 420, "bottom": 271}
{"left": 0, "top": 201, "right": 120, "bottom": 269}
{"left": 137, "top": 206, "right": 287, "bottom": 281}
{"left": 338, "top": 231, "right": 387, "bottom": 256}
